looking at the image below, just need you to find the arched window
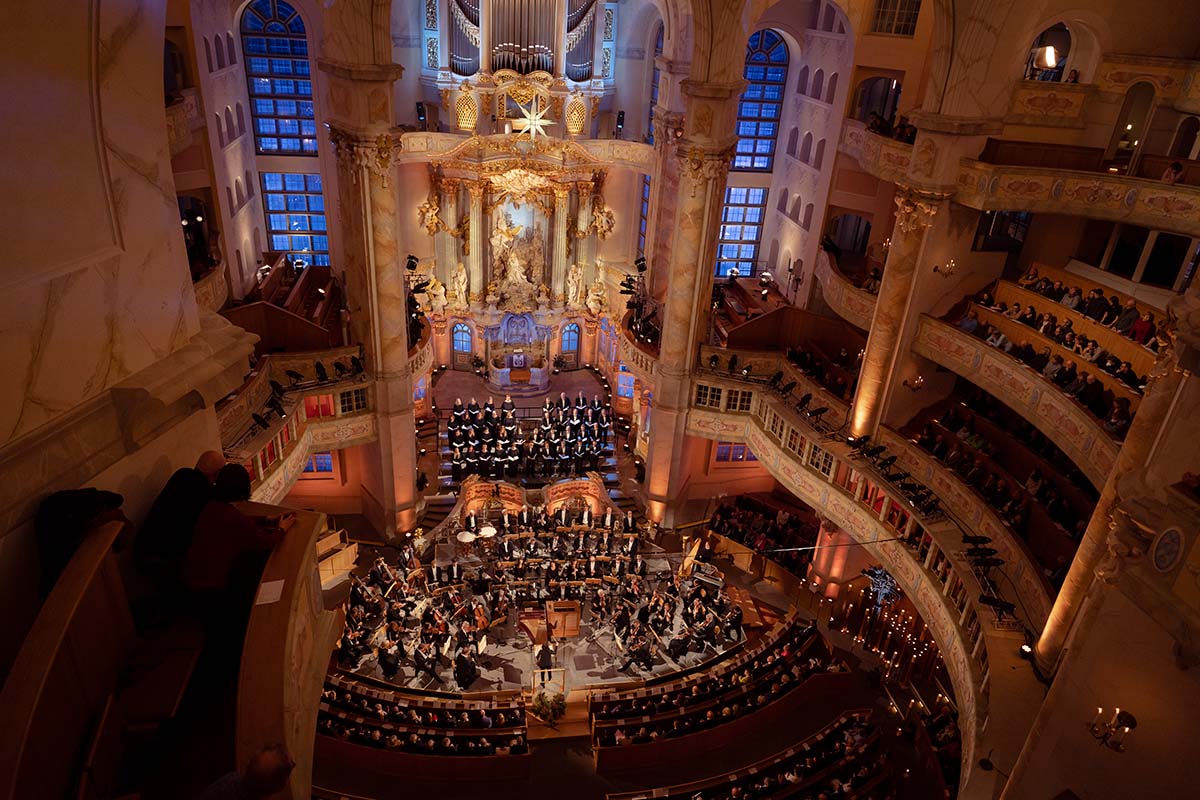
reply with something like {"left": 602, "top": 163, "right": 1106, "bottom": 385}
{"left": 214, "top": 113, "right": 225, "bottom": 148}
{"left": 241, "top": 0, "right": 318, "bottom": 155}
{"left": 226, "top": 32, "right": 237, "bottom": 64}
{"left": 734, "top": 29, "right": 789, "bottom": 171}
{"left": 811, "top": 69, "right": 825, "bottom": 99}
{"left": 795, "top": 65, "right": 809, "bottom": 95}
{"left": 1025, "top": 23, "right": 1071, "bottom": 82}
{"left": 561, "top": 324, "right": 580, "bottom": 367}
{"left": 214, "top": 35, "right": 226, "bottom": 69}
{"left": 802, "top": 203, "right": 814, "bottom": 230}
{"left": 203, "top": 37, "right": 213, "bottom": 72}
{"left": 776, "top": 189, "right": 790, "bottom": 213}
{"left": 814, "top": 139, "right": 826, "bottom": 170}
{"left": 224, "top": 106, "right": 236, "bottom": 141}
{"left": 826, "top": 73, "right": 839, "bottom": 104}
{"left": 453, "top": 323, "right": 473, "bottom": 352}
{"left": 800, "top": 132, "right": 813, "bottom": 163}
{"left": 789, "top": 196, "right": 803, "bottom": 222}
{"left": 236, "top": 104, "right": 246, "bottom": 135}
{"left": 786, "top": 127, "right": 799, "bottom": 157}
{"left": 646, "top": 22, "right": 664, "bottom": 144}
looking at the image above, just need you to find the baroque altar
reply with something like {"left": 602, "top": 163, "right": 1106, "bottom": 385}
{"left": 481, "top": 312, "right": 553, "bottom": 393}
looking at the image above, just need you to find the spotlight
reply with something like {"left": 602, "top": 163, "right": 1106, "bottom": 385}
{"left": 1019, "top": 643, "right": 1033, "bottom": 657}
{"left": 317, "top": 287, "right": 326, "bottom": 295}
{"left": 314, "top": 361, "right": 329, "bottom": 382}
{"left": 708, "top": 354, "right": 720, "bottom": 369}
{"left": 741, "top": 365, "right": 752, "bottom": 378}
{"left": 285, "top": 369, "right": 305, "bottom": 384}
{"left": 406, "top": 254, "right": 419, "bottom": 271}
{"left": 760, "top": 288, "right": 769, "bottom": 300}
{"left": 962, "top": 534, "right": 991, "bottom": 545}
{"left": 971, "top": 557, "right": 1005, "bottom": 569}
{"left": 965, "top": 547, "right": 998, "bottom": 558}
{"left": 728, "top": 354, "right": 739, "bottom": 374}
{"left": 806, "top": 406, "right": 828, "bottom": 420}
{"left": 634, "top": 257, "right": 647, "bottom": 273}
{"left": 195, "top": 215, "right": 204, "bottom": 223}
{"left": 251, "top": 412, "right": 272, "bottom": 429}
{"left": 180, "top": 219, "right": 188, "bottom": 226}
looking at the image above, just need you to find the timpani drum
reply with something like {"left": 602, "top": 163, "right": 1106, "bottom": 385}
{"left": 455, "top": 530, "right": 477, "bottom": 557}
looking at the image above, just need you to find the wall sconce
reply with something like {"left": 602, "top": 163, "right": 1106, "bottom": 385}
{"left": 932, "top": 259, "right": 956, "bottom": 277}
{"left": 1089, "top": 707, "right": 1137, "bottom": 752}
{"left": 903, "top": 375, "right": 925, "bottom": 392}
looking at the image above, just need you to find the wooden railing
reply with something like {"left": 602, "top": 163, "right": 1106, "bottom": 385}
{"left": 236, "top": 504, "right": 345, "bottom": 800}
{"left": 0, "top": 522, "right": 134, "bottom": 800}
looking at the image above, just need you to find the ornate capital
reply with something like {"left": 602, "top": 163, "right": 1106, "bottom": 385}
{"left": 328, "top": 126, "right": 401, "bottom": 186}
{"left": 1096, "top": 510, "right": 1147, "bottom": 584}
{"left": 892, "top": 188, "right": 941, "bottom": 234}
{"left": 466, "top": 180, "right": 486, "bottom": 200}
{"left": 553, "top": 185, "right": 571, "bottom": 202}
{"left": 677, "top": 145, "right": 735, "bottom": 196}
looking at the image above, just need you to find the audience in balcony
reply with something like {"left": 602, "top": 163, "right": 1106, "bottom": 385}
{"left": 711, "top": 500, "right": 818, "bottom": 578}
{"left": 1162, "top": 161, "right": 1184, "bottom": 185}
{"left": 860, "top": 267, "right": 882, "bottom": 295}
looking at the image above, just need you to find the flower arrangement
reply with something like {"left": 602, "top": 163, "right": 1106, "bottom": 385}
{"left": 530, "top": 691, "right": 566, "bottom": 723}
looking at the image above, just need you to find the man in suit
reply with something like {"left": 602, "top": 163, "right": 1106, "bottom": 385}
{"left": 447, "top": 559, "right": 462, "bottom": 584}
{"left": 499, "top": 508, "right": 513, "bottom": 532}
{"left": 629, "top": 555, "right": 647, "bottom": 578}
{"left": 556, "top": 504, "right": 572, "bottom": 528}
{"left": 535, "top": 642, "right": 555, "bottom": 683}
{"left": 600, "top": 506, "right": 615, "bottom": 531}
{"left": 464, "top": 509, "right": 478, "bottom": 531}
{"left": 623, "top": 510, "right": 636, "bottom": 533}
{"left": 517, "top": 504, "right": 532, "bottom": 529}
{"left": 579, "top": 504, "right": 593, "bottom": 528}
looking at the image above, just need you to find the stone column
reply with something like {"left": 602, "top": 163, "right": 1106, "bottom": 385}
{"left": 576, "top": 182, "right": 595, "bottom": 278}
{"left": 552, "top": 185, "right": 570, "bottom": 303}
{"left": 647, "top": 110, "right": 683, "bottom": 301}
{"left": 641, "top": 80, "right": 740, "bottom": 523}
{"left": 329, "top": 128, "right": 418, "bottom": 535}
{"left": 435, "top": 179, "right": 458, "bottom": 281}
{"left": 467, "top": 181, "right": 484, "bottom": 302}
{"left": 848, "top": 187, "right": 940, "bottom": 438}
{"left": 1034, "top": 350, "right": 1185, "bottom": 672}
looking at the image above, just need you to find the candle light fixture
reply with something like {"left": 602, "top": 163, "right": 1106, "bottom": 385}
{"left": 1088, "top": 706, "right": 1137, "bottom": 752}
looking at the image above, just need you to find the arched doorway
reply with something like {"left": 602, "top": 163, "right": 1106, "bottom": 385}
{"left": 826, "top": 213, "right": 872, "bottom": 275}
{"left": 1170, "top": 116, "right": 1200, "bottom": 159}
{"left": 560, "top": 323, "right": 580, "bottom": 369}
{"left": 1024, "top": 23, "right": 1071, "bottom": 82}
{"left": 452, "top": 322, "right": 474, "bottom": 370}
{"left": 853, "top": 76, "right": 901, "bottom": 127}
{"left": 1106, "top": 82, "right": 1157, "bottom": 172}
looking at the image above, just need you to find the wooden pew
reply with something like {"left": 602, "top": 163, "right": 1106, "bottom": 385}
{"left": 993, "top": 281, "right": 1157, "bottom": 376}
{"left": 1031, "top": 262, "right": 1165, "bottom": 315}
{"left": 968, "top": 303, "right": 1142, "bottom": 412}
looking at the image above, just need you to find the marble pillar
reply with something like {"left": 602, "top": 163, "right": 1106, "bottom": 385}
{"left": 1034, "top": 353, "right": 1185, "bottom": 672}
{"left": 552, "top": 186, "right": 570, "bottom": 302}
{"left": 467, "top": 182, "right": 484, "bottom": 302}
{"left": 849, "top": 188, "right": 940, "bottom": 438}
{"left": 648, "top": 110, "right": 683, "bottom": 300}
{"left": 577, "top": 183, "right": 595, "bottom": 279}
{"left": 434, "top": 182, "right": 458, "bottom": 282}
{"left": 643, "top": 141, "right": 735, "bottom": 523}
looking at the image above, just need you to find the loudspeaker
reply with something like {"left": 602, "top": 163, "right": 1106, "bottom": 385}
{"left": 615, "top": 110, "right": 625, "bottom": 139}
{"left": 416, "top": 102, "right": 426, "bottom": 123}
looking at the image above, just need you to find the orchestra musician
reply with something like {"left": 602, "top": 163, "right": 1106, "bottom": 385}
{"left": 579, "top": 504, "right": 593, "bottom": 528}
{"left": 415, "top": 641, "right": 440, "bottom": 682}
{"left": 518, "top": 504, "right": 532, "bottom": 528}
{"left": 454, "top": 650, "right": 480, "bottom": 688}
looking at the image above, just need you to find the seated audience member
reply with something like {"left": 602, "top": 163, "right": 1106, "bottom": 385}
{"left": 196, "top": 744, "right": 295, "bottom": 800}
{"left": 184, "top": 464, "right": 295, "bottom": 606}
{"left": 134, "top": 450, "right": 224, "bottom": 577}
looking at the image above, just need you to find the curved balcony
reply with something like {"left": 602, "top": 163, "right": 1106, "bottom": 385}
{"left": 955, "top": 159, "right": 1200, "bottom": 238}
{"left": 618, "top": 310, "right": 658, "bottom": 384}
{"left": 685, "top": 387, "right": 1046, "bottom": 795}
{"left": 838, "top": 119, "right": 914, "bottom": 183}
{"left": 694, "top": 344, "right": 1053, "bottom": 629}
{"left": 912, "top": 315, "right": 1119, "bottom": 488}
{"left": 193, "top": 266, "right": 229, "bottom": 313}
{"left": 814, "top": 251, "right": 876, "bottom": 331}
{"left": 408, "top": 316, "right": 434, "bottom": 378}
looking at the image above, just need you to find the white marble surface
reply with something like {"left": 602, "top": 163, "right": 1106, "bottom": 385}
{"left": 1, "top": 0, "right": 200, "bottom": 448}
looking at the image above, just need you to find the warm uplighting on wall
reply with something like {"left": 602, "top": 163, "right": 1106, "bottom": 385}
{"left": 1089, "top": 707, "right": 1137, "bottom": 752}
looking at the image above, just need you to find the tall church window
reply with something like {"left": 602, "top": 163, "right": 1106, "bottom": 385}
{"left": 646, "top": 23, "right": 664, "bottom": 144}
{"left": 715, "top": 186, "right": 768, "bottom": 276}
{"left": 453, "top": 323, "right": 473, "bottom": 352}
{"left": 241, "top": 0, "right": 318, "bottom": 154}
{"left": 733, "top": 30, "right": 788, "bottom": 171}
{"left": 561, "top": 323, "right": 580, "bottom": 355}
{"left": 262, "top": 172, "right": 329, "bottom": 266}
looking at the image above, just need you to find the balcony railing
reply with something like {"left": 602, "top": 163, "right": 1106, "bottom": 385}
{"left": 955, "top": 158, "right": 1200, "bottom": 238}
{"left": 912, "top": 315, "right": 1119, "bottom": 487}
{"left": 813, "top": 250, "right": 876, "bottom": 331}
{"left": 838, "top": 119, "right": 913, "bottom": 183}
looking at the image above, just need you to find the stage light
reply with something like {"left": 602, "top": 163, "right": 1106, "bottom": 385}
{"left": 709, "top": 354, "right": 719, "bottom": 369}
{"left": 1019, "top": 643, "right": 1033, "bottom": 656}
{"left": 741, "top": 365, "right": 751, "bottom": 378}
{"left": 317, "top": 287, "right": 326, "bottom": 295}
{"left": 760, "top": 288, "right": 769, "bottom": 300}
{"left": 634, "top": 257, "right": 647, "bottom": 273}
{"left": 195, "top": 215, "right": 203, "bottom": 223}
{"left": 406, "top": 254, "right": 419, "bottom": 271}
{"left": 181, "top": 219, "right": 188, "bottom": 226}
